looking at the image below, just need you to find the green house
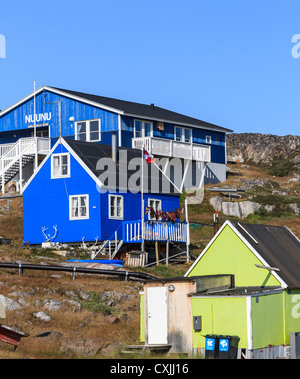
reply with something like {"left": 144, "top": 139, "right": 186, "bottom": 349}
{"left": 140, "top": 221, "right": 300, "bottom": 359}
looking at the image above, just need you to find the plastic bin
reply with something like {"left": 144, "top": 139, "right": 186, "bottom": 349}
{"left": 205, "top": 335, "right": 240, "bottom": 359}
{"left": 218, "top": 336, "right": 240, "bottom": 359}
{"left": 205, "top": 335, "right": 219, "bottom": 359}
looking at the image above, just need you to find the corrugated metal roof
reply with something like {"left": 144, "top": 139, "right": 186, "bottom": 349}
{"left": 233, "top": 222, "right": 300, "bottom": 288}
{"left": 65, "top": 138, "right": 180, "bottom": 195}
{"left": 51, "top": 87, "right": 232, "bottom": 133}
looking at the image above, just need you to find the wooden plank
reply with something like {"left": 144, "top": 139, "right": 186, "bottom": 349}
{"left": 155, "top": 241, "right": 159, "bottom": 266}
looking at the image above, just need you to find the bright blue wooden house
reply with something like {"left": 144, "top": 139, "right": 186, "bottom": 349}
{"left": 22, "top": 138, "right": 188, "bottom": 260}
{"left": 0, "top": 86, "right": 232, "bottom": 195}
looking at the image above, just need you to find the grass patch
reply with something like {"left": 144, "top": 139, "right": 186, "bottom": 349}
{"left": 260, "top": 151, "right": 300, "bottom": 177}
{"left": 79, "top": 291, "right": 118, "bottom": 315}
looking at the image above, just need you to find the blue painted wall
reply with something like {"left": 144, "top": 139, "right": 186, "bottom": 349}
{"left": 100, "top": 191, "right": 180, "bottom": 240}
{"left": 121, "top": 115, "right": 226, "bottom": 164}
{"left": 0, "top": 89, "right": 119, "bottom": 144}
{"left": 23, "top": 143, "right": 102, "bottom": 244}
{"left": 0, "top": 88, "right": 226, "bottom": 165}
{"left": 23, "top": 141, "right": 181, "bottom": 244}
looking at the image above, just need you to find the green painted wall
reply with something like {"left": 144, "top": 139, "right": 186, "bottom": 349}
{"left": 140, "top": 293, "right": 145, "bottom": 343}
{"left": 284, "top": 289, "right": 300, "bottom": 344}
{"left": 187, "top": 225, "right": 281, "bottom": 288}
{"left": 251, "top": 292, "right": 284, "bottom": 349}
{"left": 192, "top": 296, "right": 248, "bottom": 349}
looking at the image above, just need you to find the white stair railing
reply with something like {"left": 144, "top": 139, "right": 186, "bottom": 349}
{"left": 0, "top": 137, "right": 50, "bottom": 193}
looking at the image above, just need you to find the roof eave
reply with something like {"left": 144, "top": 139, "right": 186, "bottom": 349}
{"left": 0, "top": 86, "right": 125, "bottom": 118}
{"left": 123, "top": 112, "right": 233, "bottom": 133}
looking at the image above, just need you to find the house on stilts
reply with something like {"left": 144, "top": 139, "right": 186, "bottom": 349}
{"left": 0, "top": 86, "right": 232, "bottom": 195}
{"left": 22, "top": 138, "right": 190, "bottom": 264}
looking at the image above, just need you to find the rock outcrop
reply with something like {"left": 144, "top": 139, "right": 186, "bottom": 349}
{"left": 210, "top": 197, "right": 262, "bottom": 219}
{"left": 227, "top": 133, "right": 300, "bottom": 164}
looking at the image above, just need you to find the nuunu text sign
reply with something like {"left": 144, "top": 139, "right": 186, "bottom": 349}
{"left": 25, "top": 113, "right": 52, "bottom": 125}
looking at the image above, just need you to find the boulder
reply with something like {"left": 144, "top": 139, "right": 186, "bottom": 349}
{"left": 43, "top": 299, "right": 63, "bottom": 311}
{"left": 101, "top": 342, "right": 123, "bottom": 357}
{"left": 0, "top": 294, "right": 22, "bottom": 311}
{"left": 289, "top": 203, "right": 300, "bottom": 215}
{"left": 209, "top": 196, "right": 223, "bottom": 212}
{"left": 59, "top": 337, "right": 102, "bottom": 357}
{"left": 33, "top": 311, "right": 51, "bottom": 322}
{"left": 210, "top": 197, "right": 262, "bottom": 219}
{"left": 239, "top": 201, "right": 262, "bottom": 218}
{"left": 222, "top": 202, "right": 241, "bottom": 218}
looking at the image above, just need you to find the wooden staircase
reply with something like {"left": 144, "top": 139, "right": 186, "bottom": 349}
{"left": 0, "top": 137, "right": 50, "bottom": 194}
{"left": 91, "top": 239, "right": 124, "bottom": 260}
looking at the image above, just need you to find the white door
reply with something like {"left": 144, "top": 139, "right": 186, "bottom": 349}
{"left": 147, "top": 287, "right": 168, "bottom": 345}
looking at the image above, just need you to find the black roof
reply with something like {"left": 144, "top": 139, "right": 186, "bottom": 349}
{"left": 50, "top": 87, "right": 232, "bottom": 133}
{"left": 232, "top": 222, "right": 300, "bottom": 288}
{"left": 64, "top": 138, "right": 180, "bottom": 195}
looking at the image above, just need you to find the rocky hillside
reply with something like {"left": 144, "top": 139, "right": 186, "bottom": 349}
{"left": 227, "top": 133, "right": 300, "bottom": 166}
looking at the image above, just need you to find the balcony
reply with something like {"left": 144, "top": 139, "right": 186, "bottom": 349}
{"left": 132, "top": 137, "right": 211, "bottom": 162}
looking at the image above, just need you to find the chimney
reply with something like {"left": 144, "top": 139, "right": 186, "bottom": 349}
{"left": 150, "top": 103, "right": 155, "bottom": 110}
{"left": 213, "top": 211, "right": 219, "bottom": 235}
{"left": 112, "top": 132, "right": 117, "bottom": 162}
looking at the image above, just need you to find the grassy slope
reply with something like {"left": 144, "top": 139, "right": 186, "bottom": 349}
{"left": 0, "top": 162, "right": 298, "bottom": 358}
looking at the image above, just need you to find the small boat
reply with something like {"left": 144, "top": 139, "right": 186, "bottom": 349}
{"left": 67, "top": 259, "right": 124, "bottom": 267}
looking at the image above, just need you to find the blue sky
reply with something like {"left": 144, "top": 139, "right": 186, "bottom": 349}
{"left": 0, "top": 0, "right": 300, "bottom": 136}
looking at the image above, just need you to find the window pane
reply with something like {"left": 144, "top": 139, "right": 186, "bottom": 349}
{"left": 116, "top": 197, "right": 123, "bottom": 217}
{"left": 61, "top": 155, "right": 69, "bottom": 176}
{"left": 77, "top": 122, "right": 87, "bottom": 141}
{"left": 90, "top": 120, "right": 100, "bottom": 141}
{"left": 61, "top": 155, "right": 68, "bottom": 165}
{"left": 80, "top": 206, "right": 87, "bottom": 217}
{"left": 135, "top": 121, "right": 142, "bottom": 137}
{"left": 80, "top": 197, "right": 86, "bottom": 207}
{"left": 110, "top": 196, "right": 116, "bottom": 217}
{"left": 53, "top": 156, "right": 60, "bottom": 176}
{"left": 175, "top": 128, "right": 182, "bottom": 141}
{"left": 117, "top": 206, "right": 121, "bottom": 217}
{"left": 72, "top": 197, "right": 78, "bottom": 217}
{"left": 61, "top": 165, "right": 68, "bottom": 176}
{"left": 144, "top": 122, "right": 151, "bottom": 137}
{"left": 184, "top": 129, "right": 191, "bottom": 143}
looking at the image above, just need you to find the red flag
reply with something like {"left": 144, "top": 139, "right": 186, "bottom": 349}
{"left": 143, "top": 148, "right": 156, "bottom": 163}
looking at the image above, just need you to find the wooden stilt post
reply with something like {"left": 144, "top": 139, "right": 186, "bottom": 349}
{"left": 155, "top": 241, "right": 159, "bottom": 266}
{"left": 166, "top": 240, "right": 169, "bottom": 267}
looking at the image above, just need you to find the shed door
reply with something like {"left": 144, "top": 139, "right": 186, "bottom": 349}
{"left": 147, "top": 287, "right": 168, "bottom": 345}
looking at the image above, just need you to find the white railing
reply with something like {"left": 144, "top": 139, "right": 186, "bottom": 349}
{"left": 132, "top": 137, "right": 211, "bottom": 162}
{"left": 0, "top": 137, "right": 50, "bottom": 178}
{"left": 0, "top": 143, "right": 14, "bottom": 157}
{"left": 123, "top": 220, "right": 189, "bottom": 243}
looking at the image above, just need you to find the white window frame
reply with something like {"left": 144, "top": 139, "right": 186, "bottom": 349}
{"left": 174, "top": 126, "right": 192, "bottom": 143}
{"left": 69, "top": 194, "right": 89, "bottom": 220}
{"left": 148, "top": 198, "right": 162, "bottom": 220}
{"left": 51, "top": 153, "right": 70, "bottom": 179}
{"left": 109, "top": 194, "right": 124, "bottom": 220}
{"left": 75, "top": 119, "right": 101, "bottom": 142}
{"left": 206, "top": 135, "right": 212, "bottom": 144}
{"left": 134, "top": 119, "right": 153, "bottom": 138}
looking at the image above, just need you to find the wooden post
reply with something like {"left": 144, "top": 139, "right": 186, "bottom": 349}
{"left": 166, "top": 240, "right": 169, "bottom": 267}
{"left": 155, "top": 241, "right": 159, "bottom": 266}
{"left": 19, "top": 156, "right": 23, "bottom": 193}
